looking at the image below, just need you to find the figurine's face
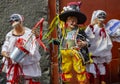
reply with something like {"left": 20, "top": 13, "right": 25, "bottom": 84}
{"left": 66, "top": 16, "right": 78, "bottom": 29}
{"left": 9, "top": 14, "right": 23, "bottom": 28}
{"left": 97, "top": 12, "right": 106, "bottom": 23}
{"left": 97, "top": 12, "right": 106, "bottom": 21}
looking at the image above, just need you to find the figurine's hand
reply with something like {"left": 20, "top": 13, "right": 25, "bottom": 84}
{"left": 32, "top": 29, "right": 39, "bottom": 38}
{"left": 1, "top": 51, "right": 12, "bottom": 65}
{"left": 1, "top": 51, "right": 9, "bottom": 58}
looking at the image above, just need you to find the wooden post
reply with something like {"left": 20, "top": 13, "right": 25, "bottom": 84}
{"left": 48, "top": 0, "right": 59, "bottom": 84}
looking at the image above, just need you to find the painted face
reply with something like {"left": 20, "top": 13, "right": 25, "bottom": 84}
{"left": 66, "top": 16, "right": 78, "bottom": 29}
{"left": 97, "top": 12, "right": 106, "bottom": 20}
{"left": 9, "top": 14, "right": 23, "bottom": 22}
{"left": 97, "top": 12, "right": 106, "bottom": 22}
{"left": 9, "top": 14, "right": 23, "bottom": 28}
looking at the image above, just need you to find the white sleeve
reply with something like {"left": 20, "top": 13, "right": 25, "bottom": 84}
{"left": 1, "top": 34, "right": 10, "bottom": 52}
{"left": 85, "top": 26, "right": 95, "bottom": 39}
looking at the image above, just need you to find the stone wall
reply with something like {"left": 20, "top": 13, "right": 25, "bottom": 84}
{"left": 0, "top": 0, "right": 50, "bottom": 84}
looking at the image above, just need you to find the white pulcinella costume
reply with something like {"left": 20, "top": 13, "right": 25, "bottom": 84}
{"left": 1, "top": 27, "right": 41, "bottom": 80}
{"left": 106, "top": 19, "right": 120, "bottom": 42}
{"left": 85, "top": 10, "right": 113, "bottom": 77}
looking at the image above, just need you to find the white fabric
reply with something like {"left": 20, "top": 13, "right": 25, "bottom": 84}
{"left": 85, "top": 24, "right": 112, "bottom": 77}
{"left": 86, "top": 63, "right": 106, "bottom": 78}
{"left": 85, "top": 24, "right": 113, "bottom": 57}
{"left": 1, "top": 27, "right": 41, "bottom": 77}
{"left": 106, "top": 19, "right": 120, "bottom": 42}
{"left": 22, "top": 62, "right": 41, "bottom": 77}
{"left": 86, "top": 64, "right": 96, "bottom": 77}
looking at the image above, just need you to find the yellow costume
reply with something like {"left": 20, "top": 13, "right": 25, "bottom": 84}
{"left": 60, "top": 49, "right": 87, "bottom": 82}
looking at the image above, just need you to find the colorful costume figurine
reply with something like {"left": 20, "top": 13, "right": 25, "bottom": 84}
{"left": 85, "top": 10, "right": 113, "bottom": 84}
{"left": 59, "top": 2, "right": 90, "bottom": 84}
{"left": 1, "top": 14, "right": 41, "bottom": 84}
{"left": 106, "top": 19, "right": 120, "bottom": 42}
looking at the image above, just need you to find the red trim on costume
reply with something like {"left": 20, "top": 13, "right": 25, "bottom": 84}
{"left": 74, "top": 54, "right": 79, "bottom": 61}
{"left": 7, "top": 63, "right": 24, "bottom": 84}
{"left": 15, "top": 38, "right": 29, "bottom": 54}
{"left": 91, "top": 56, "right": 100, "bottom": 77}
{"left": 60, "top": 73, "right": 71, "bottom": 82}
{"left": 15, "top": 38, "right": 26, "bottom": 47}
{"left": 77, "top": 71, "right": 90, "bottom": 79}
{"left": 94, "top": 63, "right": 100, "bottom": 77}
{"left": 89, "top": 25, "right": 95, "bottom": 34}
{"left": 99, "top": 28, "right": 106, "bottom": 38}
{"left": 91, "top": 56, "right": 101, "bottom": 77}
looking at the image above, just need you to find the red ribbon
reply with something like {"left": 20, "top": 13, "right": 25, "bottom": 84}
{"left": 32, "top": 18, "right": 44, "bottom": 30}
{"left": 32, "top": 18, "right": 44, "bottom": 40}
{"left": 36, "top": 37, "right": 48, "bottom": 51}
{"left": 7, "top": 63, "right": 24, "bottom": 84}
{"left": 33, "top": 18, "right": 48, "bottom": 51}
